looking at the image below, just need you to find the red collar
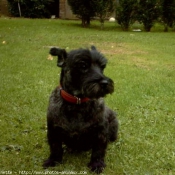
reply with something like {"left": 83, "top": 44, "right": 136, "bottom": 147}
{"left": 59, "top": 86, "right": 90, "bottom": 104}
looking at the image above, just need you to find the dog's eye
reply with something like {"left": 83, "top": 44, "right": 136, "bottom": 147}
{"left": 82, "top": 63, "right": 88, "bottom": 69}
{"left": 78, "top": 61, "right": 88, "bottom": 69}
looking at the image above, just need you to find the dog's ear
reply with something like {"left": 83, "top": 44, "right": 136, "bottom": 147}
{"left": 91, "top": 45, "right": 97, "bottom": 50}
{"left": 49, "top": 47, "right": 67, "bottom": 67}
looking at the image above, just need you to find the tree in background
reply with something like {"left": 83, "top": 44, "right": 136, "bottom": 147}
{"left": 94, "top": 0, "right": 115, "bottom": 29}
{"left": 68, "top": 0, "right": 115, "bottom": 28}
{"left": 160, "top": 0, "right": 175, "bottom": 31}
{"left": 136, "top": 0, "right": 160, "bottom": 32}
{"left": 7, "top": 0, "right": 53, "bottom": 18}
{"left": 115, "top": 0, "right": 136, "bottom": 31}
{"left": 68, "top": 0, "right": 96, "bottom": 27}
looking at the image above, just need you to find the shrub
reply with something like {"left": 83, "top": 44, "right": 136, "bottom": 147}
{"left": 160, "top": 0, "right": 175, "bottom": 31}
{"left": 68, "top": 0, "right": 115, "bottom": 28}
{"left": 68, "top": 0, "right": 96, "bottom": 27}
{"left": 136, "top": 0, "right": 160, "bottom": 32}
{"left": 115, "top": 0, "right": 136, "bottom": 31}
{"left": 93, "top": 0, "right": 115, "bottom": 29}
{"left": 7, "top": 0, "right": 53, "bottom": 18}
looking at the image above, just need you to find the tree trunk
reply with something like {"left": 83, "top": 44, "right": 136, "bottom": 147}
{"left": 164, "top": 24, "right": 168, "bottom": 32}
{"left": 81, "top": 16, "right": 90, "bottom": 27}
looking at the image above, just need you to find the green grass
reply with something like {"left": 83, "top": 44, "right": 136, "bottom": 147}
{"left": 0, "top": 18, "right": 175, "bottom": 175}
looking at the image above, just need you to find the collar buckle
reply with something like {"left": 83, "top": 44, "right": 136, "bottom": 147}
{"left": 75, "top": 96, "right": 81, "bottom": 104}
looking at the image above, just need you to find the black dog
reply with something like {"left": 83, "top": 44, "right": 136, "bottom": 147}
{"left": 43, "top": 46, "right": 118, "bottom": 174}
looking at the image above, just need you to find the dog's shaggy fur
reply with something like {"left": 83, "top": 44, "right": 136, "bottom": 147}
{"left": 43, "top": 46, "right": 118, "bottom": 174}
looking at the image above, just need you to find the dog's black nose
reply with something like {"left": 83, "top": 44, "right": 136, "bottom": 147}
{"left": 100, "top": 79, "right": 109, "bottom": 87}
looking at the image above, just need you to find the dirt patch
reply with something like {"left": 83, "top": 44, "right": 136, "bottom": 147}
{"left": 90, "top": 42, "right": 154, "bottom": 70}
{"left": 165, "top": 64, "right": 175, "bottom": 70}
{"left": 89, "top": 42, "right": 148, "bottom": 56}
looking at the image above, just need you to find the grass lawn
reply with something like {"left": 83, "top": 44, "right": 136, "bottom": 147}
{"left": 0, "top": 18, "right": 175, "bottom": 175}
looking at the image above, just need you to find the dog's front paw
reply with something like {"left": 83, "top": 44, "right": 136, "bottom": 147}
{"left": 43, "top": 158, "right": 62, "bottom": 168}
{"left": 88, "top": 160, "right": 106, "bottom": 174}
{"left": 43, "top": 158, "right": 56, "bottom": 168}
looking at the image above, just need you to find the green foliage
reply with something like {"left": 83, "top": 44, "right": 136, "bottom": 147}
{"left": 68, "top": 0, "right": 96, "bottom": 27}
{"left": 136, "top": 0, "right": 160, "bottom": 31}
{"left": 160, "top": 0, "right": 175, "bottom": 31}
{"left": 116, "top": 0, "right": 136, "bottom": 31}
{"left": 68, "top": 0, "right": 114, "bottom": 27}
{"left": 7, "top": 0, "right": 53, "bottom": 18}
{"left": 93, "top": 0, "right": 114, "bottom": 29}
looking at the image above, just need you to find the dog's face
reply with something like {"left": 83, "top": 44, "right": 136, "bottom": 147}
{"left": 50, "top": 46, "right": 114, "bottom": 98}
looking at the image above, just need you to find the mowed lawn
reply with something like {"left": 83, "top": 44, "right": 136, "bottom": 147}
{"left": 0, "top": 18, "right": 175, "bottom": 175}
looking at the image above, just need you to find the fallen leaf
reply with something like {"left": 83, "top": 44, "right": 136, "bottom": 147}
{"left": 47, "top": 54, "right": 53, "bottom": 60}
